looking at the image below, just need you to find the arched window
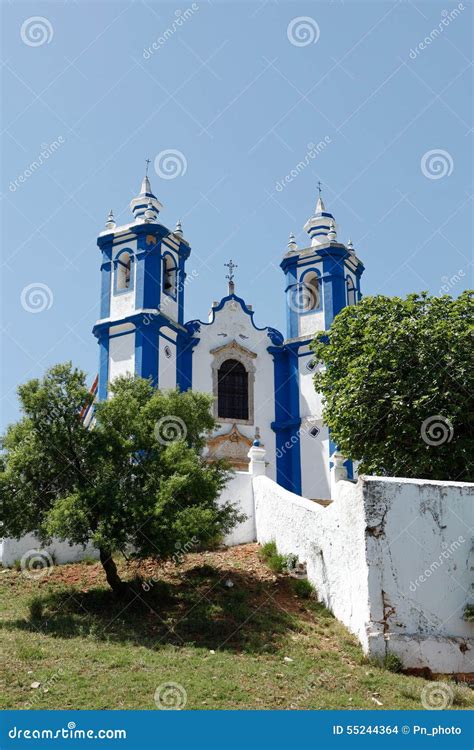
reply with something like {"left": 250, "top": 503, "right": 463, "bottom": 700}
{"left": 301, "top": 271, "right": 320, "bottom": 311}
{"left": 163, "top": 254, "right": 177, "bottom": 297}
{"left": 346, "top": 276, "right": 357, "bottom": 306}
{"left": 217, "top": 359, "right": 249, "bottom": 420}
{"left": 116, "top": 252, "right": 132, "bottom": 291}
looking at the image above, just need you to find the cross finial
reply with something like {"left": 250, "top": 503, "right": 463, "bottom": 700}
{"left": 224, "top": 259, "right": 237, "bottom": 294}
{"left": 317, "top": 180, "right": 322, "bottom": 197}
{"left": 145, "top": 158, "right": 151, "bottom": 176}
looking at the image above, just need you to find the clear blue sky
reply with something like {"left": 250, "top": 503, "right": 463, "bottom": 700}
{"left": 1, "top": 0, "right": 472, "bottom": 429}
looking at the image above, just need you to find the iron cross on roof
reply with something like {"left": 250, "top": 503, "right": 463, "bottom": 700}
{"left": 224, "top": 259, "right": 237, "bottom": 283}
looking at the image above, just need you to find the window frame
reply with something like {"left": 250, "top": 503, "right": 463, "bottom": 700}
{"left": 113, "top": 249, "right": 134, "bottom": 295}
{"left": 297, "top": 268, "right": 323, "bottom": 315}
{"left": 162, "top": 252, "right": 178, "bottom": 300}
{"left": 210, "top": 340, "right": 256, "bottom": 426}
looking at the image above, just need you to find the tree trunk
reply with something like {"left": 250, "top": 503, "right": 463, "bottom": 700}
{"left": 99, "top": 548, "right": 125, "bottom": 595}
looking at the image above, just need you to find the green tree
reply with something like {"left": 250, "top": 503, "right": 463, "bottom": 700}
{"left": 0, "top": 364, "right": 239, "bottom": 594}
{"left": 311, "top": 291, "right": 473, "bottom": 481}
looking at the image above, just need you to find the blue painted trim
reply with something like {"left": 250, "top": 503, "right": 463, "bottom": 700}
{"left": 135, "top": 322, "right": 159, "bottom": 386}
{"left": 176, "top": 332, "right": 199, "bottom": 391}
{"left": 159, "top": 330, "right": 177, "bottom": 345}
{"left": 184, "top": 293, "right": 284, "bottom": 345}
{"left": 99, "top": 256, "right": 112, "bottom": 319}
{"left": 98, "top": 334, "right": 109, "bottom": 401}
{"left": 269, "top": 344, "right": 301, "bottom": 495}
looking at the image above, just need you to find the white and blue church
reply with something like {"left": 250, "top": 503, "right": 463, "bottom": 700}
{"left": 92, "top": 175, "right": 364, "bottom": 500}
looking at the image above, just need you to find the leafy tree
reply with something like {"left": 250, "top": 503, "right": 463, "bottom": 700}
{"left": 0, "top": 364, "right": 239, "bottom": 594}
{"left": 311, "top": 291, "right": 473, "bottom": 481}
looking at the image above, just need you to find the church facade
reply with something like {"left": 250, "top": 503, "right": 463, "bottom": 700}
{"left": 92, "top": 176, "right": 364, "bottom": 500}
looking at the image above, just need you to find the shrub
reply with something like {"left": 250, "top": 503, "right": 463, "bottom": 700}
{"left": 259, "top": 541, "right": 287, "bottom": 574}
{"left": 292, "top": 578, "right": 314, "bottom": 599}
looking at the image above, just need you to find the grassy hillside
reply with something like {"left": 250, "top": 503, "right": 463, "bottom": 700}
{"left": 0, "top": 544, "right": 471, "bottom": 710}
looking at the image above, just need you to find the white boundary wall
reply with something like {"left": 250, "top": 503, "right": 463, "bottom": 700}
{"left": 253, "top": 473, "right": 474, "bottom": 674}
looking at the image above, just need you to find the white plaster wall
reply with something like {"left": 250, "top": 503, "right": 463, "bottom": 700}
{"left": 191, "top": 298, "right": 277, "bottom": 481}
{"left": 360, "top": 476, "right": 474, "bottom": 673}
{"left": 254, "top": 474, "right": 371, "bottom": 647}
{"left": 109, "top": 332, "right": 135, "bottom": 381}
{"left": 0, "top": 533, "right": 99, "bottom": 567}
{"left": 218, "top": 471, "right": 256, "bottom": 546}
{"left": 299, "top": 310, "right": 324, "bottom": 337}
{"left": 298, "top": 354, "right": 330, "bottom": 500}
{"left": 253, "top": 473, "right": 474, "bottom": 674}
{"left": 158, "top": 333, "right": 177, "bottom": 390}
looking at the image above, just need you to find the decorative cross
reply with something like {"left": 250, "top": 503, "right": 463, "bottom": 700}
{"left": 317, "top": 180, "right": 322, "bottom": 197}
{"left": 145, "top": 158, "right": 151, "bottom": 176}
{"left": 224, "top": 259, "right": 237, "bottom": 283}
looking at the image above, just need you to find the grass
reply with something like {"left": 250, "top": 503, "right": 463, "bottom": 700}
{"left": 0, "top": 543, "right": 472, "bottom": 710}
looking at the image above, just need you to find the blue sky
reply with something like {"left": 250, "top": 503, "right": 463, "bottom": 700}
{"left": 1, "top": 0, "right": 472, "bottom": 429}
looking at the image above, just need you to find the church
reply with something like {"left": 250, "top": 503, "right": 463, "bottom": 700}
{"left": 92, "top": 174, "right": 365, "bottom": 501}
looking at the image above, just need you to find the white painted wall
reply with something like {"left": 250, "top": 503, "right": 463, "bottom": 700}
{"left": 253, "top": 473, "right": 474, "bottom": 674}
{"left": 0, "top": 533, "right": 98, "bottom": 567}
{"left": 191, "top": 297, "right": 277, "bottom": 481}
{"left": 108, "top": 332, "right": 135, "bottom": 382}
{"left": 219, "top": 471, "right": 256, "bottom": 546}
{"left": 158, "top": 331, "right": 177, "bottom": 390}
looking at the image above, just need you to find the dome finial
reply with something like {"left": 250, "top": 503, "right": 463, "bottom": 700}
{"left": 130, "top": 166, "right": 163, "bottom": 221}
{"left": 144, "top": 199, "right": 156, "bottom": 222}
{"left": 288, "top": 232, "right": 297, "bottom": 251}
{"left": 105, "top": 209, "right": 116, "bottom": 230}
{"left": 175, "top": 219, "right": 183, "bottom": 236}
{"left": 328, "top": 220, "right": 337, "bottom": 242}
{"left": 347, "top": 238, "right": 354, "bottom": 252}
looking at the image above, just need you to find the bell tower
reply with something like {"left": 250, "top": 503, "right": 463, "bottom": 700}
{"left": 93, "top": 172, "right": 191, "bottom": 399}
{"left": 274, "top": 189, "right": 365, "bottom": 500}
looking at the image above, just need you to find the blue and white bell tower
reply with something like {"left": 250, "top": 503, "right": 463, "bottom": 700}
{"left": 274, "top": 191, "right": 365, "bottom": 499}
{"left": 93, "top": 173, "right": 190, "bottom": 399}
